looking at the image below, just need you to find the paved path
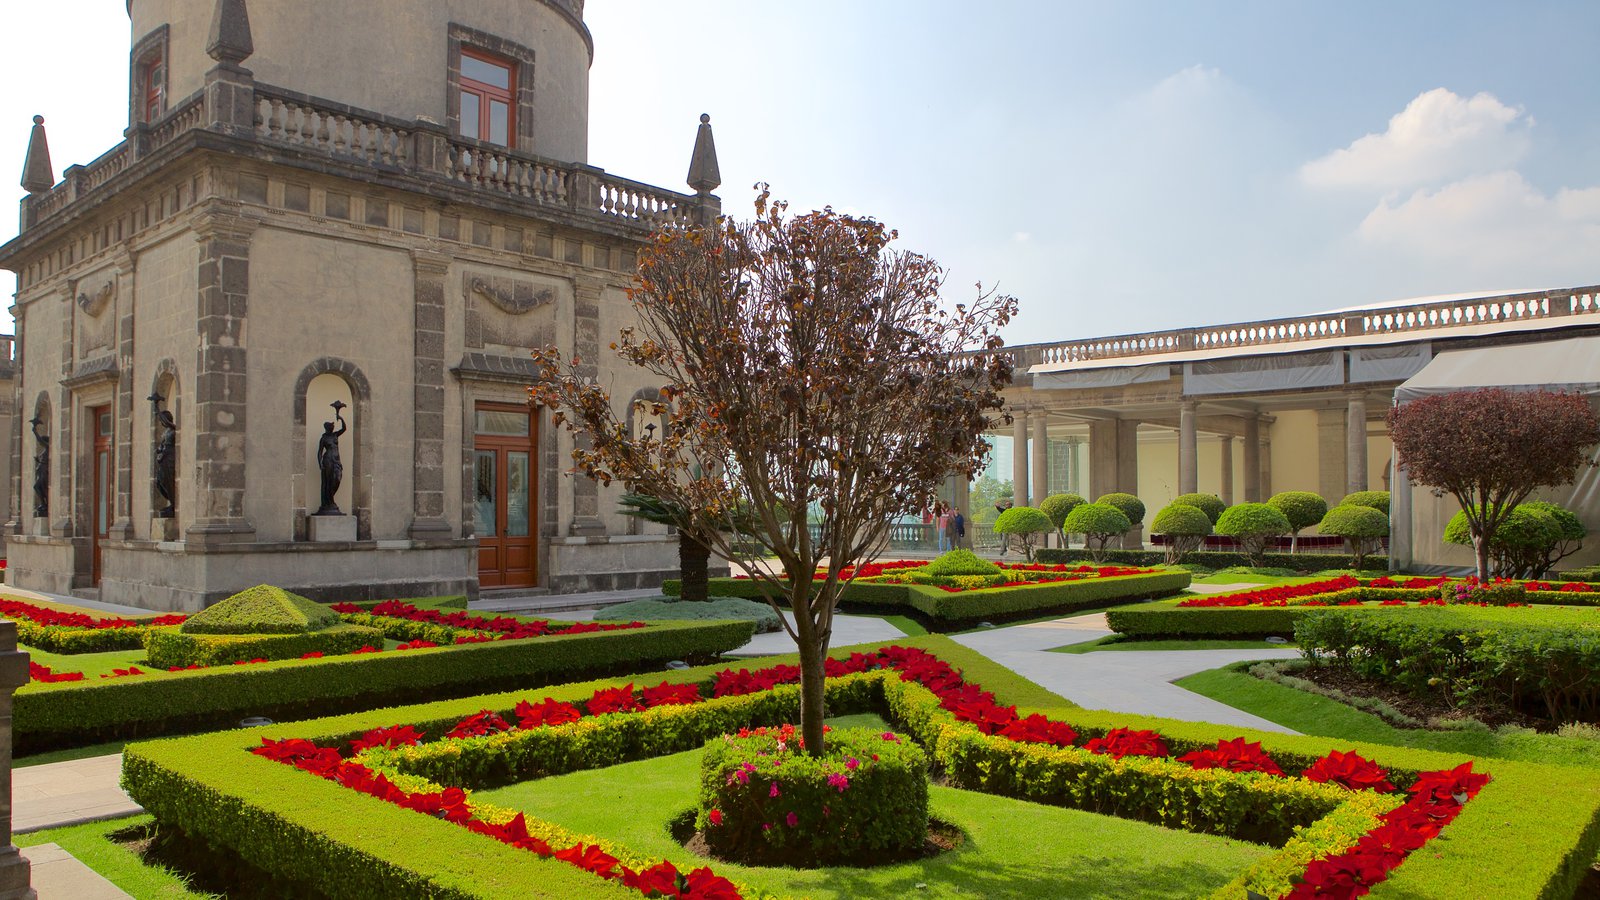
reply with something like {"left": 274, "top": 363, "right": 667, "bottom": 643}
{"left": 23, "top": 843, "right": 133, "bottom": 899}
{"left": 14, "top": 754, "right": 140, "bottom": 834}
{"left": 952, "top": 612, "right": 1301, "bottom": 733}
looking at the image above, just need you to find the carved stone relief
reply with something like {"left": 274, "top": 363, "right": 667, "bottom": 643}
{"left": 462, "top": 270, "right": 567, "bottom": 352}
{"left": 73, "top": 269, "right": 118, "bottom": 358}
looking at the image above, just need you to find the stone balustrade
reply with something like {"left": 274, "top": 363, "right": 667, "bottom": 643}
{"left": 1006, "top": 285, "right": 1600, "bottom": 370}
{"left": 21, "top": 79, "right": 701, "bottom": 238}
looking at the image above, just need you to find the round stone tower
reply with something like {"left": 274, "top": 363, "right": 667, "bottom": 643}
{"left": 126, "top": 0, "right": 592, "bottom": 162}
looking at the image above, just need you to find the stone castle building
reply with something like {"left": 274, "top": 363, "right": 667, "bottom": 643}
{"left": 1, "top": 0, "right": 719, "bottom": 610}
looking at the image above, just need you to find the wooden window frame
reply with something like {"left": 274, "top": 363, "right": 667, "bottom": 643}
{"left": 446, "top": 24, "right": 538, "bottom": 152}
{"left": 129, "top": 26, "right": 170, "bottom": 127}
{"left": 459, "top": 48, "right": 515, "bottom": 147}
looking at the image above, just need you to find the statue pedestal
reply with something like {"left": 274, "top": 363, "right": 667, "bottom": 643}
{"left": 308, "top": 515, "right": 357, "bottom": 543}
{"left": 150, "top": 517, "right": 178, "bottom": 542}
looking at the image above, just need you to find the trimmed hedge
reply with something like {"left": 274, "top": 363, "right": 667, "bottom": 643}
{"left": 183, "top": 585, "right": 339, "bottom": 635}
{"left": 14, "top": 618, "right": 754, "bottom": 753}
{"left": 1036, "top": 548, "right": 1387, "bottom": 570}
{"left": 591, "top": 597, "right": 782, "bottom": 634}
{"left": 320, "top": 595, "right": 470, "bottom": 612}
{"left": 120, "top": 635, "right": 1600, "bottom": 900}
{"left": 147, "top": 623, "right": 384, "bottom": 668}
{"left": 664, "top": 570, "right": 1191, "bottom": 628}
{"left": 15, "top": 621, "right": 156, "bottom": 654}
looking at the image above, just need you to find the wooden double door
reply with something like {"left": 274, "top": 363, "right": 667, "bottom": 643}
{"left": 473, "top": 403, "right": 537, "bottom": 588}
{"left": 90, "top": 406, "right": 113, "bottom": 586}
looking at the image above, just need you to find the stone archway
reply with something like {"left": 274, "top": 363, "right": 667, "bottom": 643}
{"left": 291, "top": 358, "right": 374, "bottom": 540}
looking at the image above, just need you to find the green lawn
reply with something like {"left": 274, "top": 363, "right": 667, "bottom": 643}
{"left": 15, "top": 815, "right": 216, "bottom": 899}
{"left": 474, "top": 727, "right": 1271, "bottom": 899}
{"left": 1051, "top": 635, "right": 1295, "bottom": 654}
{"left": 1191, "top": 574, "right": 1321, "bottom": 586}
{"left": 1176, "top": 663, "right": 1600, "bottom": 770}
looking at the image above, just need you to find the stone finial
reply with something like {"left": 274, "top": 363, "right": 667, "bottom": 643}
{"left": 206, "top": 0, "right": 254, "bottom": 64}
{"left": 687, "top": 113, "right": 721, "bottom": 195}
{"left": 21, "top": 115, "right": 54, "bottom": 194}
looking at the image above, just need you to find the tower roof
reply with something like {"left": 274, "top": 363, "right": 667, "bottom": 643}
{"left": 21, "top": 115, "right": 53, "bottom": 194}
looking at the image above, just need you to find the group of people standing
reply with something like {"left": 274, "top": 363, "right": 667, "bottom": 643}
{"left": 928, "top": 502, "right": 966, "bottom": 552}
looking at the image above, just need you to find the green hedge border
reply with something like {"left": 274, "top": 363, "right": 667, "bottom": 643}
{"left": 664, "top": 570, "right": 1191, "bottom": 628}
{"left": 120, "top": 635, "right": 1600, "bottom": 900}
{"left": 1036, "top": 548, "right": 1386, "bottom": 570}
{"left": 146, "top": 623, "right": 385, "bottom": 668}
{"left": 17, "top": 618, "right": 754, "bottom": 754}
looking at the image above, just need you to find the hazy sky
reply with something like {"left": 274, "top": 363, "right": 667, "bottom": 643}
{"left": 2, "top": 1, "right": 1597, "bottom": 342}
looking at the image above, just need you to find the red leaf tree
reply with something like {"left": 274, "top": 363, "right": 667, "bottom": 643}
{"left": 1387, "top": 388, "right": 1600, "bottom": 581}
{"left": 530, "top": 187, "right": 1015, "bottom": 755}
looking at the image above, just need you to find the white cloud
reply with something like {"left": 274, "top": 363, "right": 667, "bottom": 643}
{"left": 1302, "top": 88, "right": 1531, "bottom": 191}
{"left": 1357, "top": 170, "right": 1600, "bottom": 269}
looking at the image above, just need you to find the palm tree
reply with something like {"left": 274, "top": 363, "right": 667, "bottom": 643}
{"left": 619, "top": 493, "right": 716, "bottom": 602}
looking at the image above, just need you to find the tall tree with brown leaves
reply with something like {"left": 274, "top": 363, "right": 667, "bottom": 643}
{"left": 530, "top": 187, "right": 1015, "bottom": 755}
{"left": 1387, "top": 387, "right": 1599, "bottom": 581}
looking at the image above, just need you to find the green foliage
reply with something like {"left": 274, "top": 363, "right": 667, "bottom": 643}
{"left": 1444, "top": 505, "right": 1554, "bottom": 550}
{"left": 1062, "top": 502, "right": 1133, "bottom": 562}
{"left": 1152, "top": 504, "right": 1213, "bottom": 536}
{"left": 13, "top": 619, "right": 754, "bottom": 754}
{"left": 1296, "top": 605, "right": 1600, "bottom": 721}
{"left": 1266, "top": 492, "right": 1328, "bottom": 534}
{"left": 181, "top": 585, "right": 339, "bottom": 635}
{"left": 1172, "top": 493, "right": 1226, "bottom": 524}
{"left": 1318, "top": 504, "right": 1389, "bottom": 569}
{"left": 1038, "top": 493, "right": 1087, "bottom": 530}
{"left": 993, "top": 506, "right": 1054, "bottom": 561}
{"left": 1094, "top": 492, "right": 1145, "bottom": 527}
{"left": 1035, "top": 548, "right": 1385, "bottom": 570}
{"left": 1215, "top": 503, "right": 1292, "bottom": 538}
{"left": 16, "top": 622, "right": 157, "bottom": 654}
{"left": 920, "top": 549, "right": 1002, "bottom": 577}
{"left": 1340, "top": 491, "right": 1391, "bottom": 514}
{"left": 147, "top": 624, "right": 383, "bottom": 668}
{"left": 698, "top": 726, "right": 928, "bottom": 865}
{"left": 592, "top": 597, "right": 782, "bottom": 634}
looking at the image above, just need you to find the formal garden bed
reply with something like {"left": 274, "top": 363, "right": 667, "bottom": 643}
{"left": 665, "top": 555, "right": 1190, "bottom": 629}
{"left": 10, "top": 590, "right": 753, "bottom": 753}
{"left": 118, "top": 635, "right": 1600, "bottom": 899}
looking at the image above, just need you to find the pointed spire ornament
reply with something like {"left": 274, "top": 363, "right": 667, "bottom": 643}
{"left": 206, "top": 0, "right": 254, "bottom": 64}
{"left": 21, "top": 116, "right": 54, "bottom": 194}
{"left": 687, "top": 113, "right": 721, "bottom": 195}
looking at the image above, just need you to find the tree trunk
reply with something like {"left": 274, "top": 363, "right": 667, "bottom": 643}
{"left": 791, "top": 583, "right": 828, "bottom": 757}
{"left": 1472, "top": 534, "right": 1491, "bottom": 583}
{"left": 679, "top": 531, "right": 710, "bottom": 601}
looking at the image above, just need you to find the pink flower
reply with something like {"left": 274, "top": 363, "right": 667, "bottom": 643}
{"left": 827, "top": 773, "right": 850, "bottom": 793}
{"left": 785, "top": 812, "right": 798, "bottom": 827}
{"left": 845, "top": 757, "right": 860, "bottom": 770}
{"left": 880, "top": 732, "right": 900, "bottom": 742}
{"left": 708, "top": 809, "right": 723, "bottom": 826}
{"left": 768, "top": 782, "right": 781, "bottom": 798}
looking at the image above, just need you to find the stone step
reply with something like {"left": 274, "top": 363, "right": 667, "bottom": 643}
{"left": 22, "top": 843, "right": 133, "bottom": 899}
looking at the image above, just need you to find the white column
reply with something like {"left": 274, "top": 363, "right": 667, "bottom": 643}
{"left": 1031, "top": 415, "right": 1049, "bottom": 507}
{"left": 1347, "top": 390, "right": 1368, "bottom": 496}
{"left": 1242, "top": 412, "right": 1261, "bottom": 502}
{"left": 1012, "top": 409, "right": 1029, "bottom": 509}
{"left": 1219, "top": 435, "right": 1234, "bottom": 506}
{"left": 1178, "top": 401, "right": 1198, "bottom": 495}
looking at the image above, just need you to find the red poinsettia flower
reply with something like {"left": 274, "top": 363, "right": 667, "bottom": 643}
{"left": 445, "top": 710, "right": 513, "bottom": 739}
{"left": 350, "top": 725, "right": 424, "bottom": 754}
{"left": 1177, "top": 738, "right": 1284, "bottom": 776}
{"left": 680, "top": 866, "right": 745, "bottom": 900}
{"left": 1083, "top": 727, "right": 1169, "bottom": 760}
{"left": 1302, "top": 750, "right": 1395, "bottom": 793}
{"left": 512, "top": 697, "right": 584, "bottom": 728}
{"left": 639, "top": 681, "right": 702, "bottom": 708}
{"left": 553, "top": 842, "right": 619, "bottom": 878}
{"left": 587, "top": 684, "right": 643, "bottom": 715}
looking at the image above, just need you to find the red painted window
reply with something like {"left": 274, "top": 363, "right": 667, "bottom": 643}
{"left": 140, "top": 52, "right": 166, "bottom": 122}
{"left": 459, "top": 49, "right": 514, "bottom": 147}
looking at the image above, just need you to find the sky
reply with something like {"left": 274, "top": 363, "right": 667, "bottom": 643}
{"left": 2, "top": 0, "right": 1597, "bottom": 343}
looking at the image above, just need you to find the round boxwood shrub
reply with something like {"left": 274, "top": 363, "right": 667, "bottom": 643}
{"left": 1061, "top": 502, "right": 1132, "bottom": 562}
{"left": 1151, "top": 503, "right": 1213, "bottom": 564}
{"left": 1340, "top": 490, "right": 1391, "bottom": 515}
{"left": 1038, "top": 493, "right": 1086, "bottom": 539}
{"left": 1444, "top": 504, "right": 1562, "bottom": 579}
{"left": 1215, "top": 502, "right": 1292, "bottom": 567}
{"left": 1318, "top": 504, "right": 1389, "bottom": 570}
{"left": 993, "top": 506, "right": 1053, "bottom": 561}
{"left": 698, "top": 725, "right": 929, "bottom": 867}
{"left": 1171, "top": 493, "right": 1226, "bottom": 524}
{"left": 1094, "top": 492, "right": 1145, "bottom": 528}
{"left": 1267, "top": 491, "right": 1328, "bottom": 551}
{"left": 921, "top": 548, "right": 1002, "bottom": 577}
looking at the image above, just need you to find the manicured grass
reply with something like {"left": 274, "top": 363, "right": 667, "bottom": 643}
{"left": 1051, "top": 635, "right": 1295, "bottom": 654}
{"left": 1192, "top": 574, "right": 1321, "bottom": 586}
{"left": 14, "top": 815, "right": 215, "bottom": 899}
{"left": 475, "top": 743, "right": 1272, "bottom": 899}
{"left": 1175, "top": 664, "right": 1600, "bottom": 770}
{"left": 26, "top": 647, "right": 148, "bottom": 678}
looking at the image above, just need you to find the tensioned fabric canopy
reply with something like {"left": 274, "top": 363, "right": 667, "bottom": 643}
{"left": 1389, "top": 335, "right": 1600, "bottom": 573}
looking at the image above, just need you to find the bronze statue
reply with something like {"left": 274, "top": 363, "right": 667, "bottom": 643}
{"left": 28, "top": 416, "right": 48, "bottom": 518}
{"left": 316, "top": 400, "right": 348, "bottom": 516}
{"left": 150, "top": 394, "right": 177, "bottom": 518}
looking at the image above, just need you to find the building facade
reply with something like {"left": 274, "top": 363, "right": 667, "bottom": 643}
{"left": 2, "top": 0, "right": 720, "bottom": 610}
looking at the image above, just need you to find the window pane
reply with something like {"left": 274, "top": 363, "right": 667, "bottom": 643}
{"left": 99, "top": 413, "right": 112, "bottom": 436}
{"left": 506, "top": 452, "right": 530, "bottom": 537}
{"left": 462, "top": 55, "right": 511, "bottom": 90}
{"left": 475, "top": 409, "right": 528, "bottom": 436}
{"left": 474, "top": 452, "right": 498, "bottom": 537}
{"left": 97, "top": 455, "right": 109, "bottom": 533}
{"left": 460, "top": 92, "right": 480, "bottom": 141}
{"left": 489, "top": 101, "right": 509, "bottom": 146}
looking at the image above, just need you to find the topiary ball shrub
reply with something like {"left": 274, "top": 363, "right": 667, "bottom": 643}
{"left": 1061, "top": 503, "right": 1132, "bottom": 562}
{"left": 1319, "top": 504, "right": 1389, "bottom": 570}
{"left": 1340, "top": 491, "right": 1391, "bottom": 515}
{"left": 1038, "top": 493, "right": 1086, "bottom": 534}
{"left": 921, "top": 548, "right": 1002, "bottom": 577}
{"left": 1094, "top": 492, "right": 1145, "bottom": 528}
{"left": 698, "top": 725, "right": 929, "bottom": 867}
{"left": 593, "top": 597, "right": 782, "bottom": 633}
{"left": 1172, "top": 493, "right": 1226, "bottom": 524}
{"left": 1215, "top": 503, "right": 1292, "bottom": 567}
{"left": 1267, "top": 491, "right": 1329, "bottom": 548}
{"left": 1151, "top": 503, "right": 1213, "bottom": 564}
{"left": 182, "top": 585, "right": 340, "bottom": 635}
{"left": 993, "top": 506, "right": 1054, "bottom": 561}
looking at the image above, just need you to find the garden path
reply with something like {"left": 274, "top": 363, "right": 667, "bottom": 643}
{"left": 951, "top": 613, "right": 1301, "bottom": 733}
{"left": 15, "top": 753, "right": 139, "bottom": 834}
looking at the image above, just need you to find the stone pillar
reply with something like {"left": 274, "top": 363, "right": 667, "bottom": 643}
{"left": 0, "top": 623, "right": 33, "bottom": 898}
{"left": 1260, "top": 421, "right": 1274, "bottom": 498}
{"left": 1317, "top": 407, "right": 1347, "bottom": 505}
{"left": 4, "top": 309, "right": 22, "bottom": 539}
{"left": 1219, "top": 435, "right": 1234, "bottom": 506}
{"left": 1346, "top": 390, "right": 1368, "bottom": 496}
{"left": 1031, "top": 415, "right": 1049, "bottom": 507}
{"left": 953, "top": 473, "right": 971, "bottom": 548}
{"left": 1178, "top": 401, "right": 1198, "bottom": 495}
{"left": 1064, "top": 436, "right": 1080, "bottom": 496}
{"left": 1011, "top": 409, "right": 1029, "bottom": 509}
{"left": 185, "top": 209, "right": 257, "bottom": 545}
{"left": 1241, "top": 412, "right": 1261, "bottom": 502}
{"left": 409, "top": 249, "right": 452, "bottom": 539}
{"left": 570, "top": 278, "right": 606, "bottom": 536}
{"left": 109, "top": 249, "right": 136, "bottom": 541}
{"left": 1116, "top": 418, "right": 1142, "bottom": 548}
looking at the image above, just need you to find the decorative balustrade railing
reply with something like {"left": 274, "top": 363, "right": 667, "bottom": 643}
{"left": 1002, "top": 285, "right": 1600, "bottom": 371}
{"left": 22, "top": 82, "right": 702, "bottom": 236}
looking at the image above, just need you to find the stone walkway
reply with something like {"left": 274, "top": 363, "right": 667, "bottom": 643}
{"left": 22, "top": 843, "right": 132, "bottom": 899}
{"left": 14, "top": 754, "right": 140, "bottom": 835}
